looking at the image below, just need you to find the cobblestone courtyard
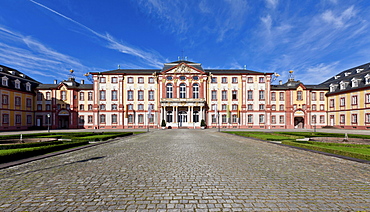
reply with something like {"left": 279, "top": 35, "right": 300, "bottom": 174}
{"left": 0, "top": 129, "right": 369, "bottom": 211}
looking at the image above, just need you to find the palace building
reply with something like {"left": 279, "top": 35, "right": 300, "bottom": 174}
{"left": 1, "top": 60, "right": 370, "bottom": 131}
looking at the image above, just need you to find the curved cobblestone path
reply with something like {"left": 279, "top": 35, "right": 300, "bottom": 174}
{"left": 0, "top": 129, "right": 369, "bottom": 211}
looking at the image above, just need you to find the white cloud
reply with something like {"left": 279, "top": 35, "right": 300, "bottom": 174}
{"left": 298, "top": 62, "right": 339, "bottom": 84}
{"left": 321, "top": 5, "right": 356, "bottom": 28}
{"left": 265, "top": 0, "right": 278, "bottom": 9}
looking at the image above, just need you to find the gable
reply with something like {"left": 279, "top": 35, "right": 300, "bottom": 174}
{"left": 162, "top": 63, "right": 205, "bottom": 75}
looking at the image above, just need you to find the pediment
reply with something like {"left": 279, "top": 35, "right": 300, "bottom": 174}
{"left": 162, "top": 63, "right": 205, "bottom": 74}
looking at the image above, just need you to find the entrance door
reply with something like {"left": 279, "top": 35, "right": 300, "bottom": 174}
{"left": 294, "top": 117, "right": 304, "bottom": 128}
{"left": 58, "top": 116, "right": 69, "bottom": 129}
{"left": 178, "top": 111, "right": 187, "bottom": 127}
{"left": 330, "top": 115, "right": 334, "bottom": 126}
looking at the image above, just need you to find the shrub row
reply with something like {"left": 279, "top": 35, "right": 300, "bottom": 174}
{"left": 0, "top": 140, "right": 63, "bottom": 150}
{"left": 275, "top": 132, "right": 370, "bottom": 139}
{"left": 282, "top": 141, "right": 370, "bottom": 161}
{"left": 0, "top": 141, "right": 89, "bottom": 163}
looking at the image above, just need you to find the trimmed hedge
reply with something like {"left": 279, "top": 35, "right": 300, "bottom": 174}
{"left": 0, "top": 140, "right": 63, "bottom": 150}
{"left": 74, "top": 132, "right": 133, "bottom": 142}
{"left": 275, "top": 132, "right": 370, "bottom": 139}
{"left": 282, "top": 141, "right": 370, "bottom": 161}
{"left": 0, "top": 141, "right": 89, "bottom": 163}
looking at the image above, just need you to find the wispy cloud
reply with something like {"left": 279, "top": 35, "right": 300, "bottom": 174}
{"left": 29, "top": 0, "right": 165, "bottom": 68}
{"left": 265, "top": 0, "right": 278, "bottom": 9}
{"left": 321, "top": 5, "right": 356, "bottom": 28}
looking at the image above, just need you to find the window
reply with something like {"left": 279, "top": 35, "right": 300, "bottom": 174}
{"left": 312, "top": 115, "right": 316, "bottom": 124}
{"left": 259, "top": 90, "right": 265, "bottom": 100}
{"left": 37, "top": 92, "right": 43, "bottom": 101}
{"left": 149, "top": 90, "right": 154, "bottom": 100}
{"left": 100, "top": 77, "right": 106, "bottom": 83}
{"left": 297, "top": 91, "right": 303, "bottom": 100}
{"left": 192, "top": 84, "right": 199, "bottom": 98}
{"left": 112, "top": 77, "right": 118, "bottom": 83}
{"left": 27, "top": 115, "right": 32, "bottom": 124}
{"left": 37, "top": 104, "right": 42, "bottom": 110}
{"left": 26, "top": 98, "right": 31, "bottom": 108}
{"left": 271, "top": 105, "right": 276, "bottom": 110}
{"left": 211, "top": 90, "right": 217, "bottom": 100}
{"left": 128, "top": 114, "right": 133, "bottom": 123}
{"left": 232, "top": 115, "right": 237, "bottom": 123}
{"left": 88, "top": 92, "right": 93, "bottom": 101}
{"left": 15, "top": 96, "right": 21, "bottom": 106}
{"left": 271, "top": 92, "right": 276, "bottom": 101}
{"left": 26, "top": 82, "right": 31, "bottom": 91}
{"left": 166, "top": 76, "right": 173, "bottom": 80}
{"left": 340, "top": 97, "right": 345, "bottom": 107}
{"left": 247, "top": 90, "right": 253, "bottom": 100}
{"left": 312, "top": 92, "right": 316, "bottom": 101}
{"left": 247, "top": 77, "right": 253, "bottom": 83}
{"left": 112, "top": 104, "right": 117, "bottom": 110}
{"left": 112, "top": 114, "right": 117, "bottom": 124}
{"left": 339, "top": 114, "right": 346, "bottom": 124}
{"left": 179, "top": 83, "right": 186, "bottom": 98}
{"left": 211, "top": 77, "right": 217, "bottom": 83}
{"left": 211, "top": 104, "right": 217, "bottom": 111}
{"left": 352, "top": 114, "right": 358, "bottom": 124}
{"left": 193, "top": 76, "right": 199, "bottom": 80}
{"left": 271, "top": 116, "right": 276, "bottom": 124}
{"left": 138, "top": 77, "right": 144, "bottom": 83}
{"left": 79, "top": 92, "right": 84, "bottom": 101}
{"left": 279, "top": 116, "right": 284, "bottom": 124}
{"left": 79, "top": 104, "right": 84, "bottom": 110}
{"left": 366, "top": 113, "right": 370, "bottom": 123}
{"left": 2, "top": 114, "right": 9, "bottom": 124}
{"left": 232, "top": 77, "right": 237, "bottom": 83}
{"left": 312, "top": 104, "right": 317, "bottom": 111}
{"left": 222, "top": 90, "right": 227, "bottom": 100}
{"left": 221, "top": 77, "right": 227, "bottom": 83}
{"left": 166, "top": 111, "right": 173, "bottom": 122}
{"left": 60, "top": 91, "right": 67, "bottom": 100}
{"left": 138, "top": 114, "right": 144, "bottom": 123}
{"left": 15, "top": 114, "right": 21, "bottom": 124}
{"left": 166, "top": 84, "right": 173, "bottom": 98}
{"left": 212, "top": 114, "right": 217, "bottom": 123}
{"left": 128, "top": 90, "right": 133, "bottom": 100}
{"left": 259, "top": 114, "right": 264, "bottom": 123}
{"left": 279, "top": 105, "right": 284, "bottom": 111}
{"left": 330, "top": 99, "right": 335, "bottom": 108}
{"left": 100, "top": 104, "right": 106, "bottom": 110}
{"left": 128, "top": 77, "right": 134, "bottom": 83}
{"left": 222, "top": 115, "right": 227, "bottom": 123}
{"left": 99, "top": 90, "right": 106, "bottom": 100}
{"left": 66, "top": 104, "right": 71, "bottom": 110}
{"left": 2, "top": 76, "right": 8, "bottom": 86}
{"left": 366, "top": 94, "right": 370, "bottom": 104}
{"left": 320, "top": 92, "right": 325, "bottom": 101}
{"left": 259, "top": 77, "right": 265, "bottom": 83}
{"left": 248, "top": 104, "right": 253, "bottom": 110}
{"left": 222, "top": 104, "right": 227, "bottom": 110}
{"left": 111, "top": 90, "right": 118, "bottom": 100}
{"left": 180, "top": 76, "right": 186, "bottom": 81}
{"left": 138, "top": 104, "right": 144, "bottom": 110}
{"left": 149, "top": 77, "right": 154, "bottom": 83}
{"left": 138, "top": 90, "right": 144, "bottom": 100}
{"left": 248, "top": 115, "right": 253, "bottom": 123}
{"left": 279, "top": 92, "right": 284, "bottom": 101}
{"left": 79, "top": 116, "right": 84, "bottom": 124}
{"left": 232, "top": 90, "right": 237, "bottom": 100}
{"left": 259, "top": 104, "right": 264, "bottom": 110}
{"left": 352, "top": 95, "right": 358, "bottom": 105}
{"left": 100, "top": 114, "right": 106, "bottom": 123}
{"left": 352, "top": 79, "right": 359, "bottom": 87}
{"left": 231, "top": 104, "right": 237, "bottom": 110}
{"left": 57, "top": 104, "right": 61, "bottom": 110}
{"left": 88, "top": 104, "right": 93, "bottom": 110}
{"left": 128, "top": 104, "right": 133, "bottom": 110}
{"left": 293, "top": 104, "right": 297, "bottom": 110}
{"left": 46, "top": 104, "right": 51, "bottom": 111}
{"left": 320, "top": 115, "right": 325, "bottom": 124}
{"left": 15, "top": 80, "right": 20, "bottom": 89}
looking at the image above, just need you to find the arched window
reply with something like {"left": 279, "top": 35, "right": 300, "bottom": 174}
{"left": 166, "top": 83, "right": 173, "bottom": 98}
{"left": 192, "top": 83, "right": 199, "bottom": 98}
{"left": 179, "top": 83, "right": 186, "bottom": 98}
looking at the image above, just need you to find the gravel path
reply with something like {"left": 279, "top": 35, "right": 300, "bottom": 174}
{"left": 0, "top": 129, "right": 369, "bottom": 211}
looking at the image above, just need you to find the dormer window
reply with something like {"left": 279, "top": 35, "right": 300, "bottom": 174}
{"left": 351, "top": 78, "right": 359, "bottom": 88}
{"left": 339, "top": 81, "right": 347, "bottom": 90}
{"left": 2, "top": 76, "right": 8, "bottom": 86}
{"left": 365, "top": 74, "right": 370, "bottom": 85}
{"left": 329, "top": 83, "right": 338, "bottom": 92}
{"left": 15, "top": 79, "right": 20, "bottom": 89}
{"left": 356, "top": 69, "right": 364, "bottom": 73}
{"left": 334, "top": 75, "right": 340, "bottom": 79}
{"left": 26, "top": 82, "right": 31, "bottom": 91}
{"left": 344, "top": 72, "right": 351, "bottom": 76}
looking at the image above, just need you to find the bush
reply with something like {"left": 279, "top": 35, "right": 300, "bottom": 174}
{"left": 0, "top": 140, "right": 63, "bottom": 150}
{"left": 200, "top": 119, "right": 206, "bottom": 127}
{"left": 161, "top": 119, "right": 166, "bottom": 127}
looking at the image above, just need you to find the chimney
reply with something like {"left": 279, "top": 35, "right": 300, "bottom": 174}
{"left": 279, "top": 80, "right": 282, "bottom": 85}
{"left": 54, "top": 80, "right": 57, "bottom": 84}
{"left": 80, "top": 80, "right": 84, "bottom": 84}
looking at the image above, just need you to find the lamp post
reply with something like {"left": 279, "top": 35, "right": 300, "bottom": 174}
{"left": 218, "top": 110, "right": 220, "bottom": 132}
{"left": 47, "top": 114, "right": 50, "bottom": 133}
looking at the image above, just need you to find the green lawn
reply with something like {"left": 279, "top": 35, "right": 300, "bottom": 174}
{"left": 224, "top": 131, "right": 370, "bottom": 161}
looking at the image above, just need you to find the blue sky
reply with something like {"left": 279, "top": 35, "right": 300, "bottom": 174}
{"left": 1, "top": 0, "right": 370, "bottom": 84}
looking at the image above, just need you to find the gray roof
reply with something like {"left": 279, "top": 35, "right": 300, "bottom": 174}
{"left": 0, "top": 64, "right": 40, "bottom": 93}
{"left": 320, "top": 62, "right": 370, "bottom": 95}
{"left": 37, "top": 78, "right": 93, "bottom": 90}
{"left": 271, "top": 80, "right": 328, "bottom": 90}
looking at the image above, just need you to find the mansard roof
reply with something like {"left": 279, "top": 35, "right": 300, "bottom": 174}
{"left": 320, "top": 62, "right": 370, "bottom": 95}
{"left": 271, "top": 80, "right": 328, "bottom": 90}
{"left": 0, "top": 64, "right": 40, "bottom": 92}
{"left": 37, "top": 78, "right": 93, "bottom": 90}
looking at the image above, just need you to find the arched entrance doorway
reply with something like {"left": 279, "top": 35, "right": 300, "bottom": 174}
{"left": 294, "top": 110, "right": 305, "bottom": 129}
{"left": 58, "top": 109, "right": 70, "bottom": 129}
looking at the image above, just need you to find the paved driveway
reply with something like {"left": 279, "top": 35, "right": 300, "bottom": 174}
{"left": 0, "top": 129, "right": 369, "bottom": 211}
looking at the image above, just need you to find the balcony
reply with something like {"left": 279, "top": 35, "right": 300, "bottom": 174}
{"left": 160, "top": 98, "right": 206, "bottom": 106}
